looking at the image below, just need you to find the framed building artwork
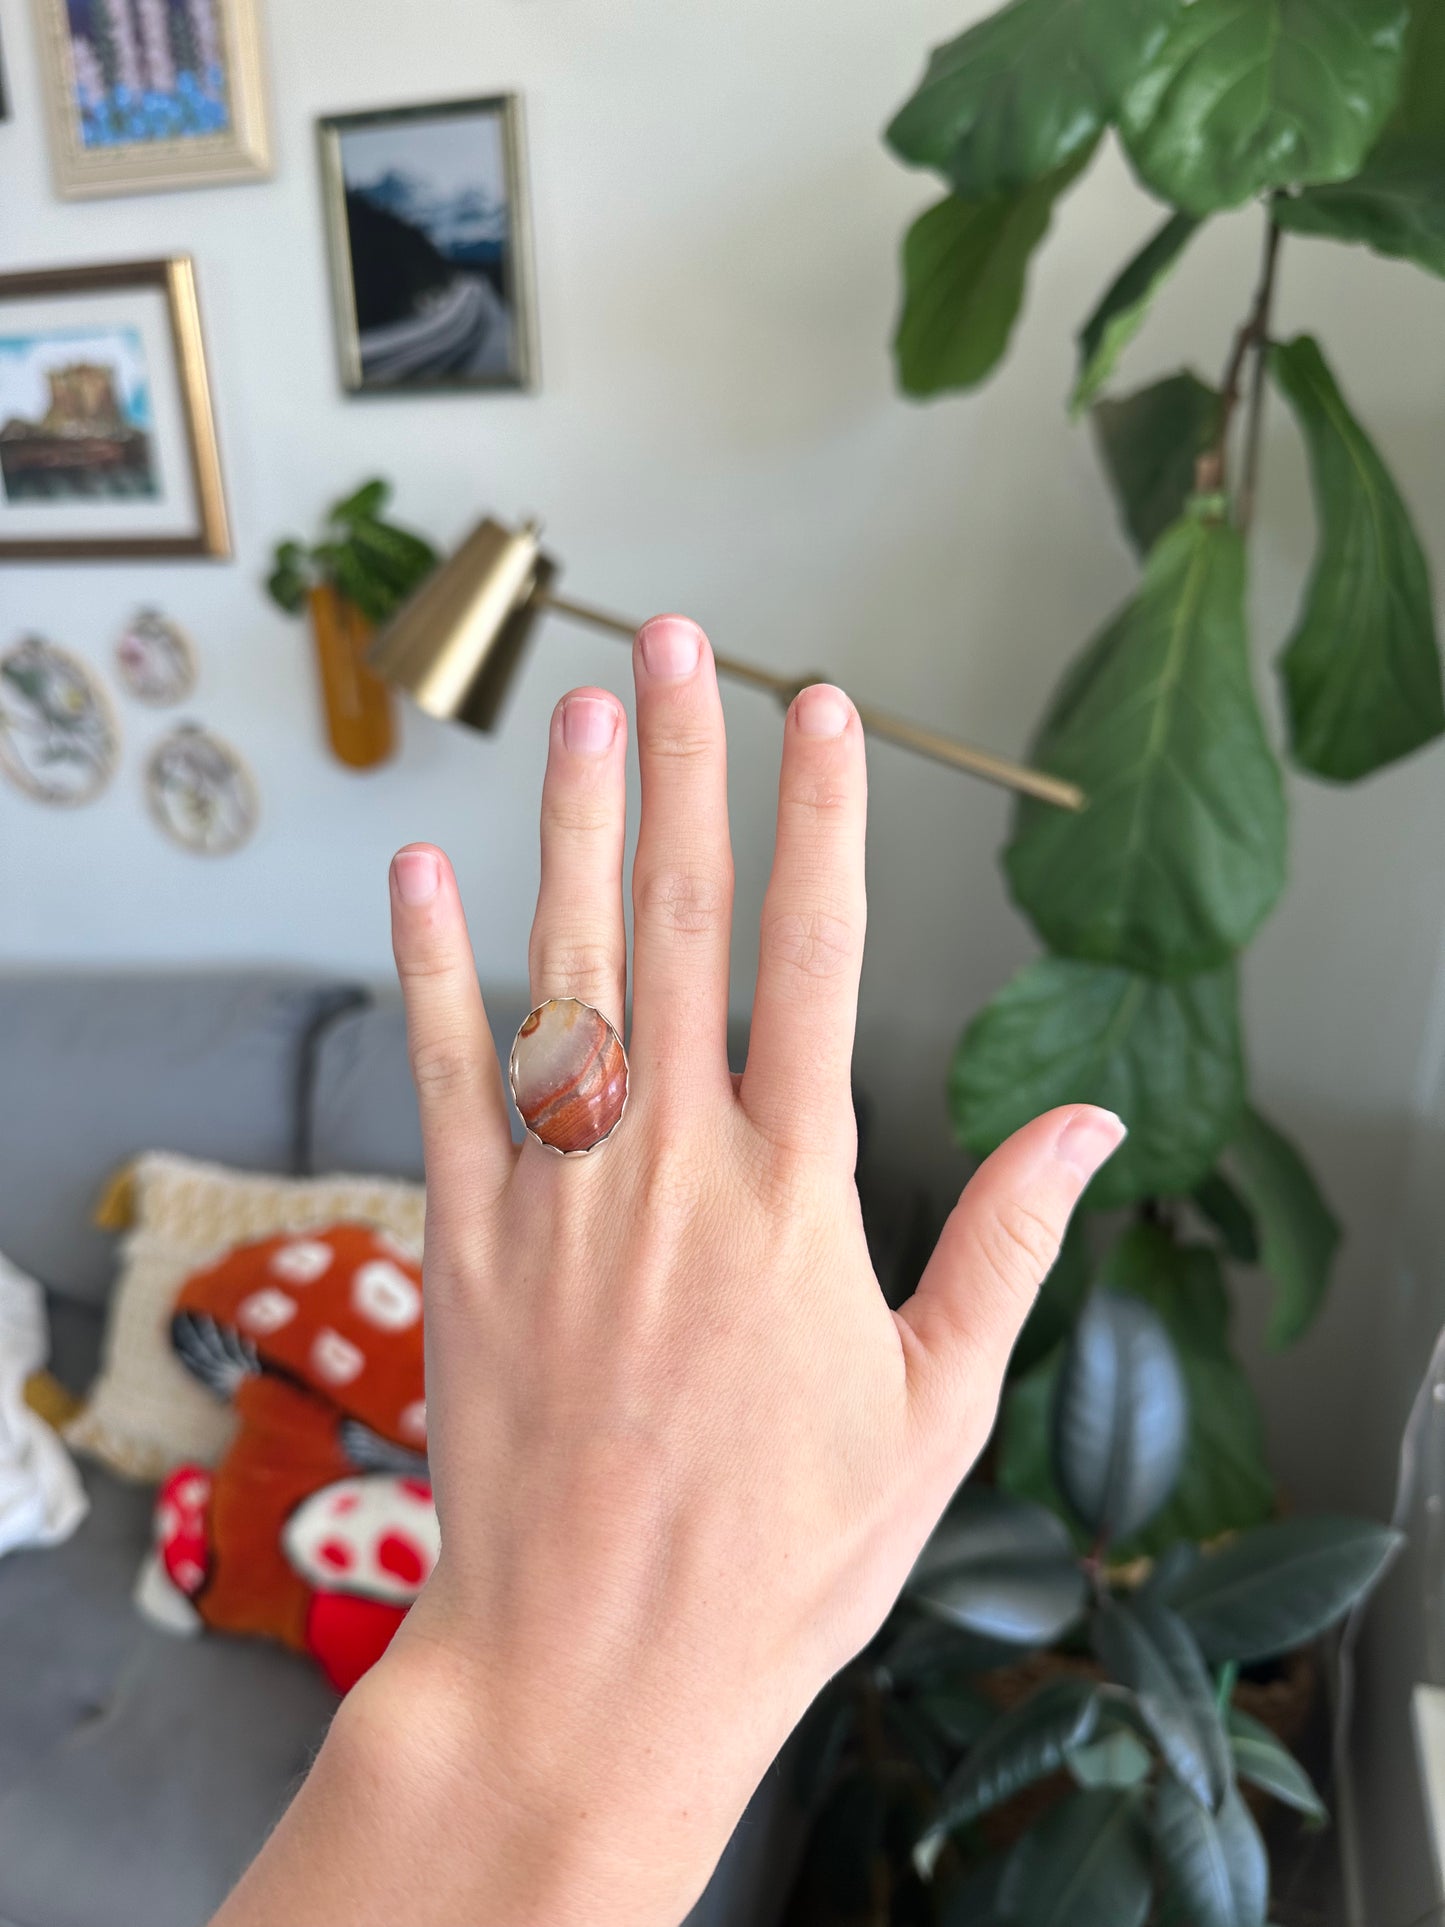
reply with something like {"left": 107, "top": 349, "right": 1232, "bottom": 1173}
{"left": 0, "top": 257, "right": 230, "bottom": 560}
{"left": 31, "top": 0, "right": 270, "bottom": 198}
{"left": 318, "top": 93, "right": 537, "bottom": 394}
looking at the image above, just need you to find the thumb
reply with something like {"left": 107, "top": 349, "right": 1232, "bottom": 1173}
{"left": 898, "top": 1104, "right": 1126, "bottom": 1410}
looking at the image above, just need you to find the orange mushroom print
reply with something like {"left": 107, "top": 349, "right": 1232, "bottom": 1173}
{"left": 150, "top": 1226, "right": 434, "bottom": 1688}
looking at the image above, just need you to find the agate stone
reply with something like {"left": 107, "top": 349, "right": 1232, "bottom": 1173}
{"left": 510, "top": 998, "right": 628, "bottom": 1154}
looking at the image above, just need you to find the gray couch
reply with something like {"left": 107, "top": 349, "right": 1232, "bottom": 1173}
{"left": 0, "top": 971, "right": 795, "bottom": 1927}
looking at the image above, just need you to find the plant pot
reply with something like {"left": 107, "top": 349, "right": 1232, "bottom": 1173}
{"left": 306, "top": 584, "right": 395, "bottom": 770}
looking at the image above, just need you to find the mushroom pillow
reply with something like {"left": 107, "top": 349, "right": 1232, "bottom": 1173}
{"left": 142, "top": 1225, "right": 437, "bottom": 1692}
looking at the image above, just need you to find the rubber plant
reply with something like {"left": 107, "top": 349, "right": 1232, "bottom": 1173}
{"left": 884, "top": 0, "right": 1445, "bottom": 1553}
{"left": 785, "top": 1293, "right": 1400, "bottom": 1924}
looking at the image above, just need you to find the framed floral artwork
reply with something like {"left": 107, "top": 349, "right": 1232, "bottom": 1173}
{"left": 32, "top": 0, "right": 270, "bottom": 198}
{"left": 0, "top": 257, "right": 230, "bottom": 560}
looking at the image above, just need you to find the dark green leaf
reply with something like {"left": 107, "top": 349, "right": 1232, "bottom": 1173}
{"left": 1269, "top": 334, "right": 1444, "bottom": 781}
{"left": 265, "top": 565, "right": 309, "bottom": 616}
{"left": 1053, "top": 1289, "right": 1188, "bottom": 1542}
{"left": 886, "top": 0, "right": 1175, "bottom": 196}
{"left": 792, "top": 1686, "right": 854, "bottom": 1808}
{"left": 1069, "top": 1697, "right": 1156, "bottom": 1789}
{"left": 1092, "top": 373, "right": 1222, "bottom": 558}
{"left": 951, "top": 956, "right": 1245, "bottom": 1210}
{"left": 1005, "top": 512, "right": 1286, "bottom": 977}
{"left": 810, "top": 1767, "right": 887, "bottom": 1911}
{"left": 920, "top": 1679, "right": 1101, "bottom": 1848}
{"left": 326, "top": 543, "right": 398, "bottom": 624}
{"left": 1072, "top": 212, "right": 1201, "bottom": 414}
{"left": 1167, "top": 1516, "right": 1404, "bottom": 1663}
{"left": 1101, "top": 1223, "right": 1230, "bottom": 1359}
{"left": 1194, "top": 1171, "right": 1261, "bottom": 1264}
{"left": 938, "top": 1855, "right": 1009, "bottom": 1927}
{"left": 1272, "top": 0, "right": 1445, "bottom": 277}
{"left": 908, "top": 1488, "right": 1087, "bottom": 1644}
{"left": 998, "top": 1788, "right": 1153, "bottom": 1927}
{"left": 1092, "top": 1595, "right": 1230, "bottom": 1809}
{"left": 1002, "top": 1253, "right": 1272, "bottom": 1556}
{"left": 1227, "top": 1706, "right": 1328, "bottom": 1825}
{"left": 1145, "top": 1542, "right": 1202, "bottom": 1601}
{"left": 348, "top": 517, "right": 439, "bottom": 597}
{"left": 911, "top": 1681, "right": 996, "bottom": 1751}
{"left": 894, "top": 151, "right": 1092, "bottom": 399}
{"left": 329, "top": 477, "right": 390, "bottom": 524}
{"left": 1155, "top": 1779, "right": 1268, "bottom": 1927}
{"left": 1222, "top": 1107, "right": 1340, "bottom": 1347}
{"left": 1119, "top": 0, "right": 1410, "bottom": 215}
{"left": 1010, "top": 1217, "right": 1090, "bottom": 1381}
{"left": 887, "top": 1696, "right": 954, "bottom": 1785}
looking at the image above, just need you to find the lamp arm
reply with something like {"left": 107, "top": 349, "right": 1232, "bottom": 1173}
{"left": 537, "top": 589, "right": 1084, "bottom": 812}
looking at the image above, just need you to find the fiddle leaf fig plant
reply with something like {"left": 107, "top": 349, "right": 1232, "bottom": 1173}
{"left": 784, "top": 1299, "right": 1400, "bottom": 1926}
{"left": 887, "top": 0, "right": 1445, "bottom": 1553}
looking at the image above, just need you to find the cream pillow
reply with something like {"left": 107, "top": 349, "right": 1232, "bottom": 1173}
{"left": 67, "top": 1152, "right": 425, "bottom": 1482}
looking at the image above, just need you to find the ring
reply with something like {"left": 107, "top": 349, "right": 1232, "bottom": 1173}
{"left": 509, "top": 997, "right": 630, "bottom": 1156}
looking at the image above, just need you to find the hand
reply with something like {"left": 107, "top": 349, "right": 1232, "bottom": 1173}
{"left": 213, "top": 616, "right": 1123, "bottom": 1927}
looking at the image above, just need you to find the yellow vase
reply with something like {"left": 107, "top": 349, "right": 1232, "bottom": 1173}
{"left": 306, "top": 584, "right": 396, "bottom": 770}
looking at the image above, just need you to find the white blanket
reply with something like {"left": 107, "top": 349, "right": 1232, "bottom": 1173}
{"left": 0, "top": 1250, "right": 87, "bottom": 1555}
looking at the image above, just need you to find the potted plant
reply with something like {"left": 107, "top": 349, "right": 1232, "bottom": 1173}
{"left": 785, "top": 1292, "right": 1399, "bottom": 1924}
{"left": 266, "top": 479, "right": 439, "bottom": 770}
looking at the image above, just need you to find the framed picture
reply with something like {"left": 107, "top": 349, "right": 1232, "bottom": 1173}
{"left": 318, "top": 94, "right": 537, "bottom": 395}
{"left": 31, "top": 0, "right": 270, "bottom": 198}
{"left": 0, "top": 257, "right": 230, "bottom": 560}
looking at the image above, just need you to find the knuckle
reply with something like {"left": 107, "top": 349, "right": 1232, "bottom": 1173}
{"left": 644, "top": 721, "right": 716, "bottom": 765}
{"left": 636, "top": 863, "right": 731, "bottom": 937}
{"left": 529, "top": 934, "right": 619, "bottom": 998}
{"left": 977, "top": 1197, "right": 1060, "bottom": 1300}
{"left": 785, "top": 771, "right": 855, "bottom": 820}
{"left": 542, "top": 791, "right": 616, "bottom": 840}
{"left": 764, "top": 906, "right": 857, "bottom": 982}
{"left": 409, "top": 1035, "right": 482, "bottom": 1100}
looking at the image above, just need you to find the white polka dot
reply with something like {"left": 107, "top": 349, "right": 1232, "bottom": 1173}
{"left": 311, "top": 1327, "right": 365, "bottom": 1387}
{"left": 238, "top": 1288, "right": 297, "bottom": 1335}
{"left": 352, "top": 1259, "right": 421, "bottom": 1332}
{"left": 270, "top": 1239, "right": 334, "bottom": 1285}
{"left": 399, "top": 1399, "right": 427, "bottom": 1444}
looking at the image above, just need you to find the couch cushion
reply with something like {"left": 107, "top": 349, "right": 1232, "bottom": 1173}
{"left": 305, "top": 988, "right": 532, "bottom": 1180}
{"left": 0, "top": 1460, "right": 337, "bottom": 1927}
{"left": 0, "top": 973, "right": 362, "bottom": 1308}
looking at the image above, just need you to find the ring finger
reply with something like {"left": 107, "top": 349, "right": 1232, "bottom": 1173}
{"left": 527, "top": 687, "right": 629, "bottom": 1031}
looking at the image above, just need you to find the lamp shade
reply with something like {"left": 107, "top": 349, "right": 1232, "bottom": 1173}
{"left": 368, "top": 516, "right": 558, "bottom": 731}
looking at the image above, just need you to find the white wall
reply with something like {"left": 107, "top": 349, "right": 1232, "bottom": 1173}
{"left": 3, "top": 0, "right": 1445, "bottom": 1535}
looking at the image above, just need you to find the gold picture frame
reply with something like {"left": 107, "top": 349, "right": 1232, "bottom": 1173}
{"left": 318, "top": 93, "right": 538, "bottom": 395}
{"left": 32, "top": 0, "right": 270, "bottom": 200}
{"left": 0, "top": 257, "right": 231, "bottom": 561}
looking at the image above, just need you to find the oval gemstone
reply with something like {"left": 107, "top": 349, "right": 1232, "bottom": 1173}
{"left": 510, "top": 998, "right": 628, "bottom": 1154}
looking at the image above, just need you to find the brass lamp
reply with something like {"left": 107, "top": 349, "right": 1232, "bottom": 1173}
{"left": 369, "top": 515, "right": 1084, "bottom": 811}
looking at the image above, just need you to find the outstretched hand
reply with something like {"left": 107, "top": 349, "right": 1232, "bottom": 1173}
{"left": 214, "top": 615, "right": 1122, "bottom": 1927}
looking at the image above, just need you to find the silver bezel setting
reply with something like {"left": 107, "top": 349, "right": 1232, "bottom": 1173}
{"left": 508, "top": 996, "right": 630, "bottom": 1157}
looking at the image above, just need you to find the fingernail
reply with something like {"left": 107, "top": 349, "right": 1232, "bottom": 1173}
{"left": 1056, "top": 1108, "right": 1127, "bottom": 1177}
{"left": 794, "top": 684, "right": 851, "bottom": 739}
{"left": 637, "top": 615, "right": 702, "bottom": 680}
{"left": 562, "top": 695, "right": 619, "bottom": 755}
{"left": 392, "top": 849, "right": 439, "bottom": 906}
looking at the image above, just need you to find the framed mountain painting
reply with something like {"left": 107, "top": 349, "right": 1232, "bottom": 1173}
{"left": 318, "top": 94, "right": 537, "bottom": 394}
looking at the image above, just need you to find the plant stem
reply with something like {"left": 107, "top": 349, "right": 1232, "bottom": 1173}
{"left": 1215, "top": 1659, "right": 1239, "bottom": 1713}
{"left": 1198, "top": 213, "right": 1283, "bottom": 504}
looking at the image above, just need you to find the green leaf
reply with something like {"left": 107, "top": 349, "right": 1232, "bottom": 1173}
{"left": 911, "top": 1681, "right": 996, "bottom": 1752}
{"left": 348, "top": 517, "right": 440, "bottom": 597}
{"left": 1005, "top": 512, "right": 1287, "bottom": 977}
{"left": 1272, "top": 0, "right": 1445, "bottom": 277}
{"left": 1053, "top": 1288, "right": 1188, "bottom": 1542}
{"left": 265, "top": 564, "right": 309, "bottom": 616}
{"left": 920, "top": 1679, "right": 1101, "bottom": 1850}
{"left": 886, "top": 0, "right": 1176, "bottom": 196}
{"left": 998, "top": 1788, "right": 1153, "bottom": 1927}
{"left": 1155, "top": 1779, "right": 1268, "bottom": 1927}
{"left": 1072, "top": 212, "right": 1201, "bottom": 415}
{"left": 1193, "top": 1170, "right": 1261, "bottom": 1264}
{"left": 1068, "top": 1714, "right": 1155, "bottom": 1790}
{"left": 1227, "top": 1706, "right": 1328, "bottom": 1825}
{"left": 329, "top": 477, "right": 390, "bottom": 524}
{"left": 1101, "top": 1224, "right": 1229, "bottom": 1357}
{"left": 909, "top": 1489, "right": 1087, "bottom": 1644}
{"left": 1092, "top": 1595, "right": 1231, "bottom": 1809}
{"left": 951, "top": 956, "right": 1245, "bottom": 1210}
{"left": 1119, "top": 0, "right": 1411, "bottom": 215}
{"left": 1222, "top": 1107, "right": 1340, "bottom": 1347}
{"left": 1010, "top": 1218, "right": 1090, "bottom": 1381}
{"left": 1166, "top": 1516, "right": 1404, "bottom": 1663}
{"left": 1093, "top": 373, "right": 1222, "bottom": 559}
{"left": 1269, "top": 335, "right": 1445, "bottom": 781}
{"left": 894, "top": 151, "right": 1092, "bottom": 399}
